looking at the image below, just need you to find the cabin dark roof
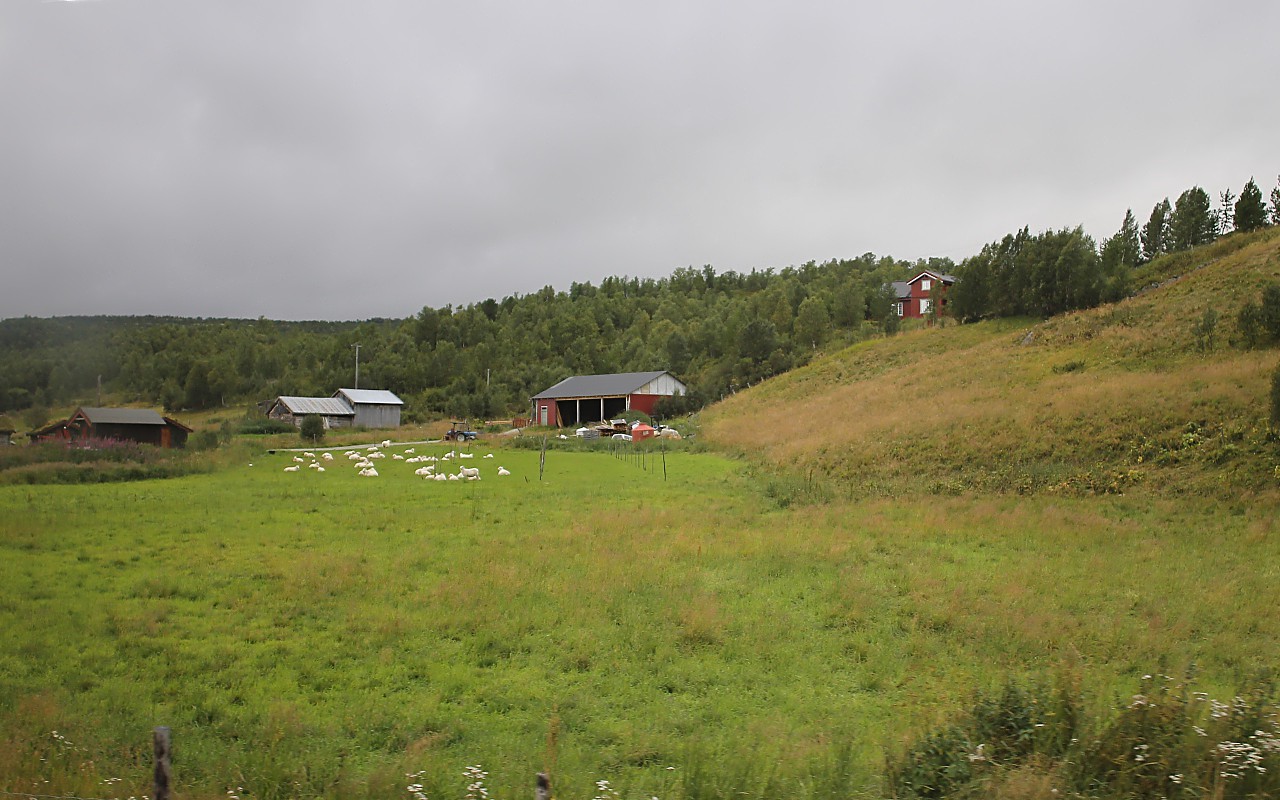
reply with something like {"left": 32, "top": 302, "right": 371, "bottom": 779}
{"left": 77, "top": 407, "right": 167, "bottom": 426}
{"left": 533, "top": 371, "right": 671, "bottom": 400}
{"left": 890, "top": 281, "right": 911, "bottom": 300}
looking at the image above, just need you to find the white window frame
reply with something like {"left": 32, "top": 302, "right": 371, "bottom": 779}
{"left": 895, "top": 302, "right": 904, "bottom": 317}
{"left": 920, "top": 298, "right": 932, "bottom": 315}
{"left": 921, "top": 279, "right": 932, "bottom": 292}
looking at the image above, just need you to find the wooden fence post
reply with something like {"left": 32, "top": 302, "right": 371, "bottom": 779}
{"left": 153, "top": 726, "right": 172, "bottom": 800}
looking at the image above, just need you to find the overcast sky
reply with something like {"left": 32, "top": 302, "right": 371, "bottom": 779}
{"left": 3, "top": 1, "right": 1276, "bottom": 321}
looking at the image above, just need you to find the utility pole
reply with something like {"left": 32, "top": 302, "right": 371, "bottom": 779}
{"left": 352, "top": 343, "right": 361, "bottom": 389}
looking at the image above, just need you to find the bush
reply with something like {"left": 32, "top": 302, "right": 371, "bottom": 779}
{"left": 1236, "top": 282, "right": 1280, "bottom": 348}
{"left": 239, "top": 418, "right": 296, "bottom": 435}
{"left": 1271, "top": 362, "right": 1280, "bottom": 429}
{"left": 299, "top": 415, "right": 325, "bottom": 443}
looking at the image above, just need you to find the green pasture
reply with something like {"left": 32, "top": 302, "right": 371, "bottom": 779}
{"left": 2, "top": 444, "right": 1278, "bottom": 799}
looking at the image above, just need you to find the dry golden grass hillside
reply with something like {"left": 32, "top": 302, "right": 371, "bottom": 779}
{"left": 702, "top": 227, "right": 1280, "bottom": 499}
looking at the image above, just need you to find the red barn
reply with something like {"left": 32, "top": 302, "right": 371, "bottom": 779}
{"left": 890, "top": 270, "right": 957, "bottom": 320}
{"left": 531, "top": 371, "right": 687, "bottom": 428}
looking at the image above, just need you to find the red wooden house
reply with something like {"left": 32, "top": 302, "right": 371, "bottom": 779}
{"left": 890, "top": 270, "right": 957, "bottom": 320}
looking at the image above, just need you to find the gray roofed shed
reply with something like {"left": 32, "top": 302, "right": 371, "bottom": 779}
{"left": 334, "top": 388, "right": 403, "bottom": 428}
{"left": 274, "top": 396, "right": 356, "bottom": 417}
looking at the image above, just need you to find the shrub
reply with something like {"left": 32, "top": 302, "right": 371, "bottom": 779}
{"left": 886, "top": 677, "right": 1078, "bottom": 799}
{"left": 1192, "top": 308, "right": 1219, "bottom": 353}
{"left": 239, "top": 418, "right": 296, "bottom": 435}
{"left": 299, "top": 414, "right": 325, "bottom": 443}
{"left": 191, "top": 429, "right": 220, "bottom": 451}
{"left": 1236, "top": 282, "right": 1280, "bottom": 348}
{"left": 1271, "top": 362, "right": 1280, "bottom": 429}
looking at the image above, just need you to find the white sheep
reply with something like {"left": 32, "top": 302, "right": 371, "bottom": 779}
{"left": 497, "top": 467, "right": 511, "bottom": 476}
{"left": 458, "top": 466, "right": 480, "bottom": 479}
{"left": 459, "top": 452, "right": 474, "bottom": 459}
{"left": 316, "top": 466, "right": 325, "bottom": 473}
{"left": 284, "top": 465, "right": 300, "bottom": 472}
{"left": 393, "top": 454, "right": 405, "bottom": 460}
{"left": 424, "top": 456, "right": 438, "bottom": 462}
{"left": 322, "top": 452, "right": 334, "bottom": 461}
{"left": 303, "top": 452, "right": 315, "bottom": 459}
{"left": 292, "top": 456, "right": 304, "bottom": 463}
{"left": 434, "top": 472, "right": 447, "bottom": 481}
{"left": 448, "top": 473, "right": 459, "bottom": 481}
{"left": 347, "top": 451, "right": 362, "bottom": 460}
{"left": 382, "top": 439, "right": 392, "bottom": 448}
{"left": 359, "top": 467, "right": 379, "bottom": 477}
{"left": 483, "top": 453, "right": 494, "bottom": 459}
{"left": 405, "top": 448, "right": 415, "bottom": 454}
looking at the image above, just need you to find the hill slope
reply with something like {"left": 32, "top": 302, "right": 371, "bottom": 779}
{"left": 702, "top": 228, "right": 1280, "bottom": 499}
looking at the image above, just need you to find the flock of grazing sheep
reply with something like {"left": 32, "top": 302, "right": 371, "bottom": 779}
{"left": 280, "top": 439, "right": 512, "bottom": 481}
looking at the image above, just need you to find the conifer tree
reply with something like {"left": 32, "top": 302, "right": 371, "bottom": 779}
{"left": 1271, "top": 175, "right": 1280, "bottom": 226}
{"left": 1233, "top": 178, "right": 1268, "bottom": 232}
{"left": 1219, "top": 189, "right": 1236, "bottom": 235}
{"left": 1140, "top": 198, "right": 1172, "bottom": 262}
{"left": 1170, "top": 187, "right": 1217, "bottom": 251}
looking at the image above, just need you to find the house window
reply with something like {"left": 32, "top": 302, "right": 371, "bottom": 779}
{"left": 920, "top": 279, "right": 932, "bottom": 292}
{"left": 920, "top": 298, "right": 932, "bottom": 314}
{"left": 895, "top": 302, "right": 904, "bottom": 317}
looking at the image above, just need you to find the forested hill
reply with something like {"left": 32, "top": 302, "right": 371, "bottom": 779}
{"left": 0, "top": 255, "right": 938, "bottom": 422}
{"left": 702, "top": 225, "right": 1280, "bottom": 499}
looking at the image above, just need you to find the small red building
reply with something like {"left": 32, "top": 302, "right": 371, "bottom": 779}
{"left": 890, "top": 270, "right": 957, "bottom": 320}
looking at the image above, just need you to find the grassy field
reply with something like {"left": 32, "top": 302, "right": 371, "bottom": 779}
{"left": 3, "top": 439, "right": 1279, "bottom": 800}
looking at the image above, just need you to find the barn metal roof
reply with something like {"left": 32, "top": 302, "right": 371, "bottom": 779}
{"left": 77, "top": 407, "right": 167, "bottom": 425}
{"left": 334, "top": 388, "right": 404, "bottom": 406}
{"left": 274, "top": 396, "right": 355, "bottom": 416}
{"left": 533, "top": 371, "right": 671, "bottom": 400}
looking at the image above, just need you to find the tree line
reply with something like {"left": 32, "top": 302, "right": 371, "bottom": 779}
{"left": 3, "top": 175, "right": 1277, "bottom": 426}
{"left": 0, "top": 256, "right": 942, "bottom": 423}
{"left": 949, "top": 176, "right": 1279, "bottom": 322}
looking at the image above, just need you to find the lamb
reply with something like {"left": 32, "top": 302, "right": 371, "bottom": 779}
{"left": 315, "top": 466, "right": 325, "bottom": 473}
{"left": 497, "top": 467, "right": 511, "bottom": 476}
